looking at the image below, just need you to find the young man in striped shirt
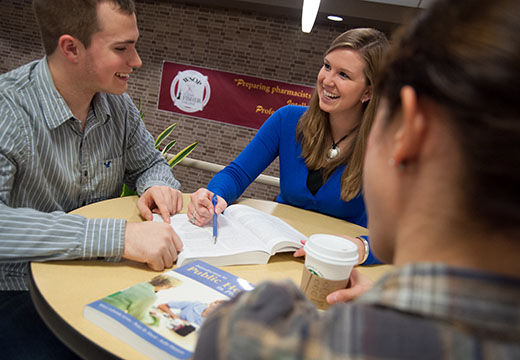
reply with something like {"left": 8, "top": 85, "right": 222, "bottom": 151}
{"left": 0, "top": 1, "right": 184, "bottom": 357}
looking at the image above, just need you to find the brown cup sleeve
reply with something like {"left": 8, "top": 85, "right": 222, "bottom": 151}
{"left": 299, "top": 267, "right": 349, "bottom": 310}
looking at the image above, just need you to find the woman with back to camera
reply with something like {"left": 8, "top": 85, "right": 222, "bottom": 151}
{"left": 188, "top": 28, "right": 389, "bottom": 266}
{"left": 193, "top": 0, "right": 520, "bottom": 358}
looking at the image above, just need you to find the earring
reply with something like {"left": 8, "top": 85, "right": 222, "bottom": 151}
{"left": 389, "top": 158, "right": 407, "bottom": 171}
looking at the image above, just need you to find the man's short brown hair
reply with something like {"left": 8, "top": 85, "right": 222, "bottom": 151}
{"left": 32, "top": 0, "right": 136, "bottom": 55}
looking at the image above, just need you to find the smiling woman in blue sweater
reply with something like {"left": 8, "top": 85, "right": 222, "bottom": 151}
{"left": 188, "top": 28, "right": 389, "bottom": 273}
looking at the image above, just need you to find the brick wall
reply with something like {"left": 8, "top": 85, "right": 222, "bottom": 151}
{"left": 0, "top": 0, "right": 370, "bottom": 201}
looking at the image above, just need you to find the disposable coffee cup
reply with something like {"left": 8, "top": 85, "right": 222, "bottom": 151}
{"left": 299, "top": 234, "right": 359, "bottom": 310}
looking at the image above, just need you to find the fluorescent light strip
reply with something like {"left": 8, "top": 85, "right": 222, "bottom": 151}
{"left": 327, "top": 15, "right": 343, "bottom": 22}
{"left": 301, "top": 0, "right": 321, "bottom": 33}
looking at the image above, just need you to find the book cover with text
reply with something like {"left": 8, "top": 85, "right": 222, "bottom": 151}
{"left": 84, "top": 260, "right": 254, "bottom": 359}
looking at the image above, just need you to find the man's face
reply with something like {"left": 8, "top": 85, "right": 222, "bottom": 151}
{"left": 81, "top": 2, "right": 142, "bottom": 95}
{"left": 363, "top": 100, "right": 398, "bottom": 263}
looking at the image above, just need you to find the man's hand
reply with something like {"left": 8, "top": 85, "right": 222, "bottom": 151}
{"left": 187, "top": 188, "right": 227, "bottom": 226}
{"left": 294, "top": 239, "right": 373, "bottom": 303}
{"left": 123, "top": 221, "right": 183, "bottom": 271}
{"left": 326, "top": 268, "right": 374, "bottom": 304}
{"left": 137, "top": 185, "right": 183, "bottom": 223}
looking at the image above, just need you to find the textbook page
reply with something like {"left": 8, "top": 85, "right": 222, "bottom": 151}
{"left": 154, "top": 204, "right": 307, "bottom": 266}
{"left": 169, "top": 210, "right": 272, "bottom": 266}
{"left": 223, "top": 204, "right": 307, "bottom": 252}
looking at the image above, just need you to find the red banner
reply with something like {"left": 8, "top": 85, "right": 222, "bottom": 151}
{"left": 158, "top": 61, "right": 314, "bottom": 129}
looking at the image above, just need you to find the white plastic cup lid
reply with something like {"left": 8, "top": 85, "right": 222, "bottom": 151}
{"left": 304, "top": 234, "right": 359, "bottom": 266}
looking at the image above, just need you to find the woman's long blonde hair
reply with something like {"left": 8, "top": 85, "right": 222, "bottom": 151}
{"left": 296, "top": 28, "right": 389, "bottom": 201}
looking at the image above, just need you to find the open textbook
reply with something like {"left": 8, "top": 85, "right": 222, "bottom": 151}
{"left": 84, "top": 260, "right": 254, "bottom": 359}
{"left": 153, "top": 204, "right": 308, "bottom": 267}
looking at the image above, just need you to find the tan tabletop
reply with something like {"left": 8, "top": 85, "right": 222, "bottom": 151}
{"left": 30, "top": 195, "right": 392, "bottom": 359}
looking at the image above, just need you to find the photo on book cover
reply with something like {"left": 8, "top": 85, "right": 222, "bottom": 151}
{"left": 84, "top": 261, "right": 254, "bottom": 359}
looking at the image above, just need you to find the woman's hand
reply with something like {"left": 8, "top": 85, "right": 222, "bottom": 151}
{"left": 293, "top": 239, "right": 307, "bottom": 257}
{"left": 294, "top": 235, "right": 367, "bottom": 265}
{"left": 187, "top": 188, "right": 227, "bottom": 226}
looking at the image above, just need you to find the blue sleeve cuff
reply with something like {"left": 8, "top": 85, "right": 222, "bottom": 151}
{"left": 360, "top": 235, "right": 383, "bottom": 265}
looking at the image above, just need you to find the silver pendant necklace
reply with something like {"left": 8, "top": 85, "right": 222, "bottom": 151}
{"left": 327, "top": 145, "right": 341, "bottom": 160}
{"left": 326, "top": 128, "right": 356, "bottom": 160}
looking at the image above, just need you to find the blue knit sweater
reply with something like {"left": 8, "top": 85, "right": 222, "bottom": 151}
{"left": 208, "top": 105, "right": 380, "bottom": 264}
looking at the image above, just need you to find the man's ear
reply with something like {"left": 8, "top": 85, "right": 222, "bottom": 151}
{"left": 392, "top": 86, "right": 427, "bottom": 166}
{"left": 57, "top": 35, "right": 82, "bottom": 63}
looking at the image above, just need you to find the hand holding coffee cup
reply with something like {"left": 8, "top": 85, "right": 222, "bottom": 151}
{"left": 299, "top": 234, "right": 359, "bottom": 310}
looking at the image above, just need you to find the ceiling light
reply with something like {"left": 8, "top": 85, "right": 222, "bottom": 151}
{"left": 301, "top": 0, "right": 321, "bottom": 33}
{"left": 327, "top": 15, "right": 343, "bottom": 22}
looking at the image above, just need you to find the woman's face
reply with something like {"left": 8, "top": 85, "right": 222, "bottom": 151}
{"left": 317, "top": 48, "right": 370, "bottom": 119}
{"left": 363, "top": 100, "right": 398, "bottom": 262}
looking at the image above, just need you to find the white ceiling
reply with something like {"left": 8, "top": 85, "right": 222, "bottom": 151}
{"left": 180, "top": 0, "right": 428, "bottom": 32}
{"left": 362, "top": 0, "right": 435, "bottom": 9}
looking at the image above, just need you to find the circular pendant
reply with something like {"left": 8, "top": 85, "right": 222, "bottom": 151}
{"left": 327, "top": 146, "right": 340, "bottom": 160}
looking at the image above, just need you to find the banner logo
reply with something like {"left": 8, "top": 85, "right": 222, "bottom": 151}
{"left": 171, "top": 70, "right": 211, "bottom": 113}
{"left": 159, "top": 62, "right": 313, "bottom": 129}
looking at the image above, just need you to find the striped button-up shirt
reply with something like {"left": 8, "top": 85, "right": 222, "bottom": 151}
{"left": 194, "top": 263, "right": 520, "bottom": 359}
{"left": 0, "top": 58, "right": 180, "bottom": 290}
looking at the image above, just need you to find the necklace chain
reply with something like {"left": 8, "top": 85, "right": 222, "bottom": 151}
{"left": 331, "top": 132, "right": 351, "bottom": 148}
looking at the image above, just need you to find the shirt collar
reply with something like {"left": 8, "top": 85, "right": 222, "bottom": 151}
{"left": 34, "top": 57, "right": 112, "bottom": 129}
{"left": 91, "top": 92, "right": 112, "bottom": 125}
{"left": 34, "top": 57, "right": 74, "bottom": 130}
{"left": 357, "top": 263, "right": 520, "bottom": 334}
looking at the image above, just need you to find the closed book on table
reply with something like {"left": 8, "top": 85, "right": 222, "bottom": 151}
{"left": 84, "top": 260, "right": 253, "bottom": 359}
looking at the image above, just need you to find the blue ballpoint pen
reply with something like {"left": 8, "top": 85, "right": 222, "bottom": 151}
{"left": 212, "top": 194, "right": 218, "bottom": 244}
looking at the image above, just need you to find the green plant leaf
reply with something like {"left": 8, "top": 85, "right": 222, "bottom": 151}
{"left": 168, "top": 141, "right": 198, "bottom": 168}
{"left": 120, "top": 117, "right": 198, "bottom": 197}
{"left": 161, "top": 140, "right": 177, "bottom": 155}
{"left": 155, "top": 123, "right": 177, "bottom": 149}
{"left": 137, "top": 97, "right": 145, "bottom": 120}
{"left": 120, "top": 183, "right": 138, "bottom": 197}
